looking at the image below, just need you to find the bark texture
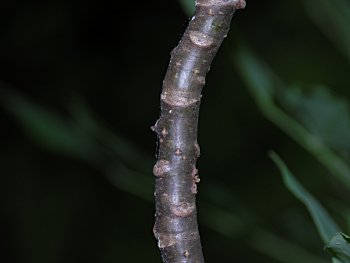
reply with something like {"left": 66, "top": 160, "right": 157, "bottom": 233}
{"left": 152, "top": 1, "right": 245, "bottom": 262}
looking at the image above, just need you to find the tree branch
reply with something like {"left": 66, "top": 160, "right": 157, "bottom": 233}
{"left": 152, "top": 1, "right": 245, "bottom": 262}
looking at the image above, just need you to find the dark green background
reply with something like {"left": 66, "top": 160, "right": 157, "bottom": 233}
{"left": 1, "top": 0, "right": 349, "bottom": 262}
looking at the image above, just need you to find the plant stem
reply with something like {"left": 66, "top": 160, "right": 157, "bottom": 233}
{"left": 152, "top": 1, "right": 245, "bottom": 262}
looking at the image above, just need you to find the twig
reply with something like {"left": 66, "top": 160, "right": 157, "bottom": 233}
{"left": 152, "top": 1, "right": 245, "bottom": 262}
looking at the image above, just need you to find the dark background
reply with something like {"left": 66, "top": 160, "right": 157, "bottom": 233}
{"left": 1, "top": 0, "right": 349, "bottom": 262}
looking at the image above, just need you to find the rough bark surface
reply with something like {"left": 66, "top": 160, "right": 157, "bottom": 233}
{"left": 152, "top": 1, "right": 245, "bottom": 262}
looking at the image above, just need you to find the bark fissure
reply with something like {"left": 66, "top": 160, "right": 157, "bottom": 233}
{"left": 153, "top": 1, "right": 245, "bottom": 262}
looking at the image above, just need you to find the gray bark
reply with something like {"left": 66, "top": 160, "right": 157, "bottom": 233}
{"left": 152, "top": 1, "right": 246, "bottom": 262}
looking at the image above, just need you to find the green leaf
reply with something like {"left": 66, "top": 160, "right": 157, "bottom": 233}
{"left": 269, "top": 151, "right": 340, "bottom": 243}
{"left": 279, "top": 86, "right": 350, "bottom": 154}
{"left": 326, "top": 233, "right": 350, "bottom": 262}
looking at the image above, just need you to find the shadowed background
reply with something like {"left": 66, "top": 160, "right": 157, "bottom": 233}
{"left": 1, "top": 0, "right": 350, "bottom": 262}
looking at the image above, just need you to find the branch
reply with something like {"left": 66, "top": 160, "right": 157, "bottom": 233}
{"left": 152, "top": 1, "right": 245, "bottom": 262}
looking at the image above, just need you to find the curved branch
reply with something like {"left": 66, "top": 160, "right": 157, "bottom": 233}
{"left": 152, "top": 1, "right": 245, "bottom": 262}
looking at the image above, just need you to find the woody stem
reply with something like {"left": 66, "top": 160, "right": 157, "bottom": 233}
{"left": 152, "top": 1, "right": 246, "bottom": 262}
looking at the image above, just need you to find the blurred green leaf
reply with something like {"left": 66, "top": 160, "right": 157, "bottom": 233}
{"left": 234, "top": 46, "right": 275, "bottom": 107}
{"left": 0, "top": 88, "right": 153, "bottom": 170}
{"left": 201, "top": 203, "right": 245, "bottom": 238}
{"left": 234, "top": 47, "right": 350, "bottom": 190}
{"left": 251, "top": 229, "right": 329, "bottom": 263}
{"left": 178, "top": 0, "right": 195, "bottom": 16}
{"left": 68, "top": 96, "right": 153, "bottom": 171}
{"left": 279, "top": 86, "right": 350, "bottom": 154}
{"left": 328, "top": 201, "right": 350, "bottom": 234}
{"left": 305, "top": 0, "right": 350, "bottom": 62}
{"left": 104, "top": 163, "right": 154, "bottom": 202}
{"left": 270, "top": 151, "right": 340, "bottom": 243}
{"left": 1, "top": 90, "right": 96, "bottom": 160}
{"left": 0, "top": 88, "right": 154, "bottom": 201}
{"left": 326, "top": 233, "right": 350, "bottom": 262}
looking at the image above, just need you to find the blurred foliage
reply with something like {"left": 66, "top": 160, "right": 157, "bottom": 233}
{"left": 271, "top": 152, "right": 350, "bottom": 262}
{"left": 279, "top": 86, "right": 350, "bottom": 155}
{"left": 270, "top": 152, "right": 341, "bottom": 243}
{"left": 1, "top": 0, "right": 350, "bottom": 262}
{"left": 305, "top": 0, "right": 350, "bottom": 63}
{"left": 179, "top": 0, "right": 195, "bottom": 15}
{"left": 326, "top": 233, "right": 350, "bottom": 263}
{"left": 235, "top": 47, "right": 350, "bottom": 191}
